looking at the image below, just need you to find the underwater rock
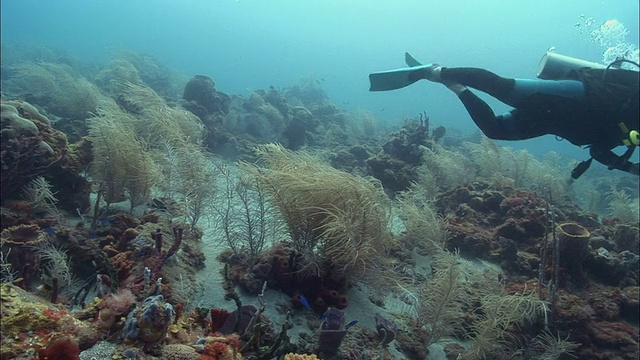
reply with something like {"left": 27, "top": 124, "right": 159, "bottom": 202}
{"left": 586, "top": 247, "right": 633, "bottom": 286}
{"left": 611, "top": 223, "right": 640, "bottom": 253}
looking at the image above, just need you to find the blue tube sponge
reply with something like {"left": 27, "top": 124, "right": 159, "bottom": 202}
{"left": 122, "top": 295, "right": 174, "bottom": 343}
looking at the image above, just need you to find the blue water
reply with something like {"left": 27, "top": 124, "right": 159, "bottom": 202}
{"left": 2, "top": 0, "right": 639, "bottom": 161}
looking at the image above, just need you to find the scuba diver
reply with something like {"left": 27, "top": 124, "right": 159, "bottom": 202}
{"left": 369, "top": 52, "right": 640, "bottom": 178}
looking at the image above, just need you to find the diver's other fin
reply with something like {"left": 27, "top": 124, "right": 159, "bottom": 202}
{"left": 368, "top": 64, "right": 434, "bottom": 91}
{"left": 405, "top": 52, "right": 423, "bottom": 67}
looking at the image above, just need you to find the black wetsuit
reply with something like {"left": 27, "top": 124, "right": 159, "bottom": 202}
{"left": 440, "top": 67, "right": 640, "bottom": 175}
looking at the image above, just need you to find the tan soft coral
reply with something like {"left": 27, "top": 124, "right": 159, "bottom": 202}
{"left": 243, "top": 143, "right": 392, "bottom": 284}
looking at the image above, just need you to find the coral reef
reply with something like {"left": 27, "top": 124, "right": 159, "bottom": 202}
{"left": 1, "top": 45, "right": 637, "bottom": 360}
{"left": 429, "top": 181, "right": 638, "bottom": 359}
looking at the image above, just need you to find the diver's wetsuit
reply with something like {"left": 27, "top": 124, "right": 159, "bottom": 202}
{"left": 440, "top": 67, "right": 640, "bottom": 175}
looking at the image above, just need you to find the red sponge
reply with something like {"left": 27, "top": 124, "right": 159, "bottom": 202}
{"left": 38, "top": 338, "right": 80, "bottom": 360}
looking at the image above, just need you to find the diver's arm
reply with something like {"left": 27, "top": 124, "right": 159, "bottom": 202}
{"left": 590, "top": 145, "right": 640, "bottom": 175}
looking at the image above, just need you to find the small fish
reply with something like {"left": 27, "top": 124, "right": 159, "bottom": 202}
{"left": 345, "top": 320, "right": 358, "bottom": 329}
{"left": 43, "top": 227, "right": 56, "bottom": 235}
{"left": 101, "top": 216, "right": 116, "bottom": 225}
{"left": 299, "top": 295, "right": 313, "bottom": 311}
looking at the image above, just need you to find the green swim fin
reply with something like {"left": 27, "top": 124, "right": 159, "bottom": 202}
{"left": 368, "top": 63, "right": 434, "bottom": 91}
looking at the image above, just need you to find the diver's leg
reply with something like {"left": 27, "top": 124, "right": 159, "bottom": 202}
{"left": 450, "top": 84, "right": 547, "bottom": 140}
{"left": 441, "top": 68, "right": 515, "bottom": 100}
{"left": 436, "top": 68, "right": 585, "bottom": 107}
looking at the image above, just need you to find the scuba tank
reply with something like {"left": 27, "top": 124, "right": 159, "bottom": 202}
{"left": 537, "top": 52, "right": 607, "bottom": 80}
